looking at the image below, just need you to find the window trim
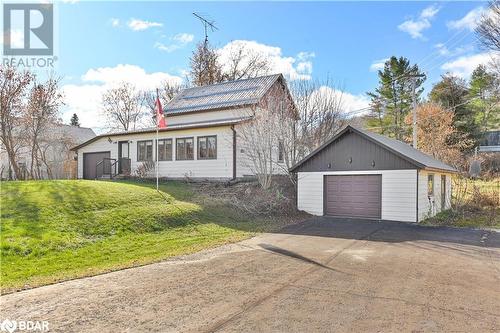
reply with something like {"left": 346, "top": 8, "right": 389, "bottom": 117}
{"left": 137, "top": 140, "right": 153, "bottom": 162}
{"left": 427, "top": 174, "right": 434, "bottom": 196}
{"left": 157, "top": 138, "right": 173, "bottom": 161}
{"left": 176, "top": 137, "right": 194, "bottom": 161}
{"left": 197, "top": 135, "right": 217, "bottom": 160}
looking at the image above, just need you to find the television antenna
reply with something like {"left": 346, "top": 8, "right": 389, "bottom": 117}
{"left": 193, "top": 13, "right": 218, "bottom": 46}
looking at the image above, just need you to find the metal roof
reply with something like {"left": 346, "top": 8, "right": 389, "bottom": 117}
{"left": 70, "top": 116, "right": 251, "bottom": 151}
{"left": 165, "top": 74, "right": 282, "bottom": 115}
{"left": 290, "top": 125, "right": 458, "bottom": 173}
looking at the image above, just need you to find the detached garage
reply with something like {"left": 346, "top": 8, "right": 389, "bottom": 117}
{"left": 291, "top": 126, "right": 457, "bottom": 223}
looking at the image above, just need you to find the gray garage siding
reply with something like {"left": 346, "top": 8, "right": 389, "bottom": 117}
{"left": 295, "top": 131, "right": 416, "bottom": 172}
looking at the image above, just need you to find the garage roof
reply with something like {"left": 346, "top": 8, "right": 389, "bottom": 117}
{"left": 290, "top": 125, "right": 458, "bottom": 173}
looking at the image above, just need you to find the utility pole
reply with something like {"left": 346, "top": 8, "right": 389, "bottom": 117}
{"left": 409, "top": 74, "right": 425, "bottom": 149}
{"left": 412, "top": 77, "right": 417, "bottom": 149}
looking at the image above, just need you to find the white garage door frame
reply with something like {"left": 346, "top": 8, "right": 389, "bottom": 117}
{"left": 297, "top": 170, "right": 418, "bottom": 223}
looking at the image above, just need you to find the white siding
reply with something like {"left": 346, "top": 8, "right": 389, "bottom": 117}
{"left": 417, "top": 170, "right": 453, "bottom": 222}
{"left": 297, "top": 170, "right": 418, "bottom": 223}
{"left": 77, "top": 126, "right": 234, "bottom": 179}
{"left": 167, "top": 108, "right": 253, "bottom": 126}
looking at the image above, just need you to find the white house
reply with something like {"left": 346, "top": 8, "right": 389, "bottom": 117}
{"left": 290, "top": 126, "right": 458, "bottom": 223}
{"left": 71, "top": 74, "right": 295, "bottom": 180}
{"left": 0, "top": 124, "right": 95, "bottom": 180}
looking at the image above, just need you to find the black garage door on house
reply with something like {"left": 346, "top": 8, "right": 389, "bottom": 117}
{"left": 83, "top": 151, "right": 110, "bottom": 180}
{"left": 324, "top": 175, "right": 382, "bottom": 219}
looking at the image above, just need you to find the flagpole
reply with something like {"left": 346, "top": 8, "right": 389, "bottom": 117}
{"left": 156, "top": 88, "right": 159, "bottom": 192}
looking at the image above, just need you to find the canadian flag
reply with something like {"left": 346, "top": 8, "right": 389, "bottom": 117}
{"left": 156, "top": 96, "right": 166, "bottom": 129}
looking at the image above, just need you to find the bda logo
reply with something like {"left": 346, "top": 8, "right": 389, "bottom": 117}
{"left": 3, "top": 3, "right": 53, "bottom": 56}
{"left": 0, "top": 319, "right": 17, "bottom": 333}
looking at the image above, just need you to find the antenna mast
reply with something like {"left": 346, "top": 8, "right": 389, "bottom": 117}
{"left": 193, "top": 12, "right": 218, "bottom": 47}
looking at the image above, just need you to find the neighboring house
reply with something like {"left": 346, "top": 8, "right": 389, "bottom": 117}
{"left": 290, "top": 126, "right": 457, "bottom": 223}
{"left": 478, "top": 130, "right": 500, "bottom": 153}
{"left": 0, "top": 124, "right": 96, "bottom": 180}
{"left": 71, "top": 74, "right": 295, "bottom": 180}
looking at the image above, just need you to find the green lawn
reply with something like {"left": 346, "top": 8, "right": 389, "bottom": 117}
{"left": 0, "top": 180, "right": 296, "bottom": 293}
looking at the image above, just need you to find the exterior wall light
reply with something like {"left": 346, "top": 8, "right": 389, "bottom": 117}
{"left": 348, "top": 157, "right": 352, "bottom": 164}
{"left": 372, "top": 160, "right": 376, "bottom": 167}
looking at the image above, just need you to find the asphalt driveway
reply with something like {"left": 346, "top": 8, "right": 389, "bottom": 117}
{"left": 1, "top": 218, "right": 499, "bottom": 332}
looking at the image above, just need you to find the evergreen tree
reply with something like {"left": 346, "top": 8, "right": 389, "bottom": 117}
{"left": 189, "top": 42, "right": 223, "bottom": 86}
{"left": 70, "top": 113, "right": 80, "bottom": 127}
{"left": 468, "top": 65, "right": 500, "bottom": 131}
{"left": 429, "top": 73, "right": 480, "bottom": 149}
{"left": 367, "top": 56, "right": 425, "bottom": 140}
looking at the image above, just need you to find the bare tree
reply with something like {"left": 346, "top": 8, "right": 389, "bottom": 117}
{"left": 0, "top": 66, "right": 34, "bottom": 179}
{"left": 476, "top": 1, "right": 500, "bottom": 51}
{"left": 220, "top": 42, "right": 271, "bottom": 81}
{"left": 142, "top": 80, "right": 182, "bottom": 126}
{"left": 290, "top": 79, "right": 346, "bottom": 158}
{"left": 23, "top": 76, "right": 64, "bottom": 179}
{"left": 190, "top": 42, "right": 223, "bottom": 86}
{"left": 102, "top": 82, "right": 144, "bottom": 131}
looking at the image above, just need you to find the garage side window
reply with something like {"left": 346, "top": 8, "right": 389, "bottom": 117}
{"left": 176, "top": 137, "right": 194, "bottom": 160}
{"left": 137, "top": 140, "right": 153, "bottom": 161}
{"left": 427, "top": 174, "right": 434, "bottom": 196}
{"left": 158, "top": 139, "right": 172, "bottom": 161}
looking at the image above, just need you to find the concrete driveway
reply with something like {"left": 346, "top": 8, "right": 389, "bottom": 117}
{"left": 2, "top": 218, "right": 500, "bottom": 332}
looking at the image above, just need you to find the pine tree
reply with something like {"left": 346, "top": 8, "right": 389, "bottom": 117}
{"left": 429, "top": 73, "right": 480, "bottom": 149}
{"left": 468, "top": 65, "right": 500, "bottom": 132}
{"left": 70, "top": 113, "right": 80, "bottom": 127}
{"left": 367, "top": 56, "right": 425, "bottom": 140}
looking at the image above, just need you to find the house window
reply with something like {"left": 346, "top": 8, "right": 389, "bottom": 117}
{"left": 427, "top": 174, "right": 434, "bottom": 196}
{"left": 198, "top": 136, "right": 217, "bottom": 160}
{"left": 176, "top": 137, "right": 194, "bottom": 160}
{"left": 137, "top": 140, "right": 153, "bottom": 161}
{"left": 278, "top": 141, "right": 284, "bottom": 162}
{"left": 158, "top": 139, "right": 172, "bottom": 161}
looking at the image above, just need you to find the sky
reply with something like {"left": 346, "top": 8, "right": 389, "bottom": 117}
{"left": 11, "top": 1, "right": 498, "bottom": 131}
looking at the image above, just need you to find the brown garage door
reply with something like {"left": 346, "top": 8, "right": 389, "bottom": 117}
{"left": 324, "top": 175, "right": 381, "bottom": 219}
{"left": 83, "top": 151, "right": 110, "bottom": 180}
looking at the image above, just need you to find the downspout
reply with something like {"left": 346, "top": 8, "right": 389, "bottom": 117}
{"left": 231, "top": 125, "right": 237, "bottom": 180}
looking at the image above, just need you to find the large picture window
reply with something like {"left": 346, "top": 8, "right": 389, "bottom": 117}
{"left": 176, "top": 137, "right": 194, "bottom": 160}
{"left": 198, "top": 136, "right": 217, "bottom": 160}
{"left": 137, "top": 140, "right": 153, "bottom": 161}
{"left": 158, "top": 139, "right": 172, "bottom": 161}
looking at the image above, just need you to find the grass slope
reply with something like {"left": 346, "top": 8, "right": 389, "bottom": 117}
{"left": 0, "top": 180, "right": 293, "bottom": 293}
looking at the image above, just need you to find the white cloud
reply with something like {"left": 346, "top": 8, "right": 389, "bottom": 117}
{"left": 1, "top": 27, "right": 23, "bottom": 48}
{"left": 110, "top": 18, "right": 120, "bottom": 27}
{"left": 369, "top": 58, "right": 388, "bottom": 72}
{"left": 127, "top": 18, "right": 162, "bottom": 31}
{"left": 62, "top": 64, "right": 183, "bottom": 130}
{"left": 434, "top": 43, "right": 473, "bottom": 57}
{"left": 217, "top": 40, "right": 315, "bottom": 80}
{"left": 173, "top": 33, "right": 194, "bottom": 44}
{"left": 309, "top": 86, "right": 370, "bottom": 115}
{"left": 441, "top": 51, "right": 499, "bottom": 78}
{"left": 155, "top": 33, "right": 194, "bottom": 53}
{"left": 62, "top": 0, "right": 79, "bottom": 3}
{"left": 398, "top": 5, "right": 439, "bottom": 40}
{"left": 447, "top": 7, "right": 485, "bottom": 31}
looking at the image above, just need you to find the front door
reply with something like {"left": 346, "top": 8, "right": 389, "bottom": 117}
{"left": 441, "top": 175, "right": 446, "bottom": 210}
{"left": 118, "top": 141, "right": 129, "bottom": 174}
